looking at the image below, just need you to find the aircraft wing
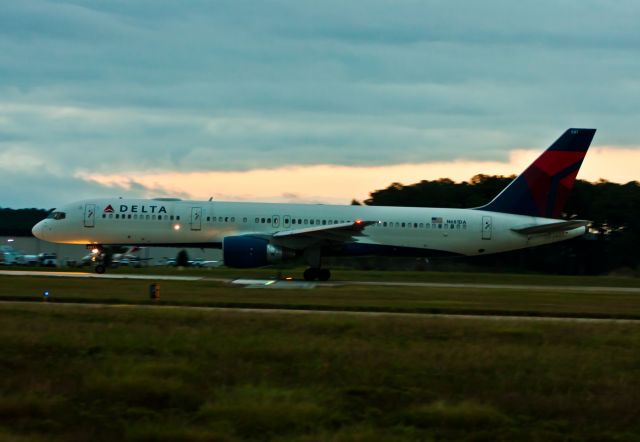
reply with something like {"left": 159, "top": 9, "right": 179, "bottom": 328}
{"left": 511, "top": 220, "right": 589, "bottom": 235}
{"left": 273, "top": 220, "right": 377, "bottom": 242}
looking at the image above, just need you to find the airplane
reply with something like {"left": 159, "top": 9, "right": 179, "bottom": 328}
{"left": 32, "top": 128, "right": 596, "bottom": 280}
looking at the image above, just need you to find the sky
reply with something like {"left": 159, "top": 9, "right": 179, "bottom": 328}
{"left": 1, "top": 0, "right": 639, "bottom": 208}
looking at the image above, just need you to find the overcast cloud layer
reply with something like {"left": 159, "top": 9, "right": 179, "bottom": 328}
{"left": 1, "top": 0, "right": 639, "bottom": 207}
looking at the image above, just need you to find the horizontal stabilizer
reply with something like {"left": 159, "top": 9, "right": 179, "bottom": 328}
{"left": 511, "top": 220, "right": 589, "bottom": 235}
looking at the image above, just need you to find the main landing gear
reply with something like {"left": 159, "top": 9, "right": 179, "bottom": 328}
{"left": 303, "top": 267, "right": 331, "bottom": 281}
{"left": 302, "top": 248, "right": 331, "bottom": 281}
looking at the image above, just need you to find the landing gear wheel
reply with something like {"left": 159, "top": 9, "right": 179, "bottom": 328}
{"left": 95, "top": 264, "right": 106, "bottom": 274}
{"left": 303, "top": 268, "right": 331, "bottom": 281}
{"left": 303, "top": 268, "right": 317, "bottom": 281}
{"left": 318, "top": 268, "right": 331, "bottom": 281}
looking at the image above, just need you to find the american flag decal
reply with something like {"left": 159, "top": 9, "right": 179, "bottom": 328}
{"left": 431, "top": 217, "right": 442, "bottom": 223}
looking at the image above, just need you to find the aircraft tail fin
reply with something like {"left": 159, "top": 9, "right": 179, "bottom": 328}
{"left": 476, "top": 128, "right": 596, "bottom": 218}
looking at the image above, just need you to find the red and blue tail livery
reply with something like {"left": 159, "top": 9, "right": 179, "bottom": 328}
{"left": 477, "top": 128, "right": 596, "bottom": 218}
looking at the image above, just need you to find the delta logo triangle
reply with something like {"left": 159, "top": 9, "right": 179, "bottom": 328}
{"left": 104, "top": 204, "right": 114, "bottom": 213}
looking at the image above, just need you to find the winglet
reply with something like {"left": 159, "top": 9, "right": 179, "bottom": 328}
{"left": 476, "top": 128, "right": 596, "bottom": 218}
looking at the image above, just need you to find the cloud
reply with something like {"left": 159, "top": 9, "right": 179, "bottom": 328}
{"left": 1, "top": 0, "right": 639, "bottom": 207}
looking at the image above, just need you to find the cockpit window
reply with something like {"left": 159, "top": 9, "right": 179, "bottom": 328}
{"left": 47, "top": 211, "right": 66, "bottom": 220}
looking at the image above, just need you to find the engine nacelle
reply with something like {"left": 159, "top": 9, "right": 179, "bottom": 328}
{"left": 222, "top": 236, "right": 295, "bottom": 268}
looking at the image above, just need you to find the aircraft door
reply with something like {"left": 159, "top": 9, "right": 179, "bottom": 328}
{"left": 84, "top": 204, "right": 96, "bottom": 228}
{"left": 272, "top": 215, "right": 280, "bottom": 228}
{"left": 191, "top": 207, "right": 202, "bottom": 231}
{"left": 482, "top": 216, "right": 492, "bottom": 240}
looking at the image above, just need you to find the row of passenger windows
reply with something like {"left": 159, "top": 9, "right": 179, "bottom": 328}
{"left": 101, "top": 213, "right": 181, "bottom": 221}
{"left": 205, "top": 216, "right": 468, "bottom": 230}
{"left": 206, "top": 217, "right": 353, "bottom": 225}
{"left": 100, "top": 212, "right": 467, "bottom": 230}
{"left": 381, "top": 221, "right": 467, "bottom": 230}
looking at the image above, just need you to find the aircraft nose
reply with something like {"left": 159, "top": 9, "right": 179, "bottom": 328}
{"left": 32, "top": 220, "right": 46, "bottom": 240}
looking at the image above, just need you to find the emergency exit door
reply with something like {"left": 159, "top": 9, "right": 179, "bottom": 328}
{"left": 482, "top": 216, "right": 492, "bottom": 240}
{"left": 191, "top": 207, "right": 202, "bottom": 231}
{"left": 84, "top": 204, "right": 95, "bottom": 228}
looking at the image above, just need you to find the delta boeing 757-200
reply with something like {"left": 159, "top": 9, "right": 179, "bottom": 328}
{"left": 32, "top": 128, "right": 596, "bottom": 280}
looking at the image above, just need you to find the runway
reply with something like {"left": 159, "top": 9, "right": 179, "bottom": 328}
{"left": 0, "top": 270, "right": 202, "bottom": 281}
{"left": 1, "top": 299, "right": 639, "bottom": 324}
{"left": 2, "top": 269, "right": 639, "bottom": 293}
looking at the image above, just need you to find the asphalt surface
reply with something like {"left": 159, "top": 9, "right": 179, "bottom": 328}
{"left": 0, "top": 270, "right": 201, "bottom": 281}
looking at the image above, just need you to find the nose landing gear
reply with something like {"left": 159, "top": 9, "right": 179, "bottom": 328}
{"left": 87, "top": 245, "right": 110, "bottom": 274}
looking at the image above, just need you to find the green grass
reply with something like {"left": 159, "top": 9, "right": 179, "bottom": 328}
{"left": 2, "top": 274, "right": 640, "bottom": 319}
{"left": 0, "top": 303, "right": 639, "bottom": 441}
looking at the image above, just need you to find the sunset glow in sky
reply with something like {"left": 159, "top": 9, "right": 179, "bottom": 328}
{"left": 79, "top": 147, "right": 640, "bottom": 205}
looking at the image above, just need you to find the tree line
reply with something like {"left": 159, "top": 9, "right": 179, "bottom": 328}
{"left": 0, "top": 208, "right": 50, "bottom": 237}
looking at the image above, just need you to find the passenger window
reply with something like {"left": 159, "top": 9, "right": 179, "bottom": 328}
{"left": 116, "top": 214, "right": 120, "bottom": 219}
{"left": 310, "top": 220, "right": 314, "bottom": 225}
{"left": 243, "top": 217, "right": 247, "bottom": 223}
{"left": 261, "top": 218, "right": 265, "bottom": 223}
{"left": 304, "top": 219, "right": 308, "bottom": 224}
{"left": 109, "top": 214, "right": 113, "bottom": 219}
{"left": 176, "top": 216, "right": 180, "bottom": 220}
{"left": 401, "top": 222, "right": 405, "bottom": 228}
{"left": 292, "top": 219, "right": 296, "bottom": 224}
{"left": 419, "top": 223, "right": 423, "bottom": 228}
{"left": 383, "top": 222, "right": 387, "bottom": 227}
{"left": 231, "top": 217, "right": 235, "bottom": 222}
{"left": 206, "top": 217, "right": 210, "bottom": 222}
{"left": 102, "top": 214, "right": 106, "bottom": 218}
{"left": 322, "top": 220, "right": 326, "bottom": 225}
{"left": 267, "top": 218, "right": 271, "bottom": 223}
{"left": 298, "top": 219, "right": 302, "bottom": 224}
{"left": 255, "top": 217, "right": 259, "bottom": 223}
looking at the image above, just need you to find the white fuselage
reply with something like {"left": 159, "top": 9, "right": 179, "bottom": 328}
{"left": 32, "top": 198, "right": 586, "bottom": 258}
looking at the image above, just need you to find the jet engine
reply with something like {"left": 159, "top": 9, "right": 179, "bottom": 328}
{"left": 222, "top": 236, "right": 296, "bottom": 268}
